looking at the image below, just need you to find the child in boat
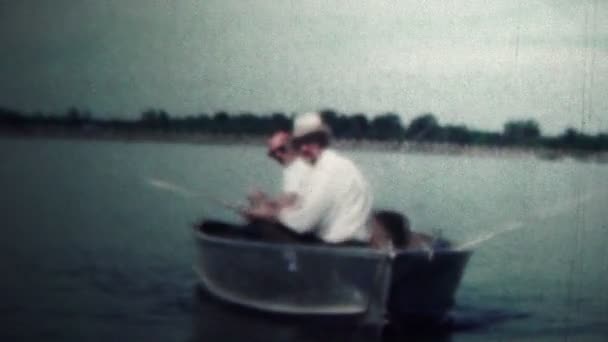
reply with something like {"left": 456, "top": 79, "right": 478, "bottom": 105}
{"left": 370, "top": 210, "right": 441, "bottom": 251}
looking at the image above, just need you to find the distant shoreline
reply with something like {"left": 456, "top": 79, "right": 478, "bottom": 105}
{"left": 1, "top": 129, "right": 607, "bottom": 164}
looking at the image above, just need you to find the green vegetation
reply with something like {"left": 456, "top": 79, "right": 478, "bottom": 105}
{"left": 1, "top": 106, "right": 607, "bottom": 152}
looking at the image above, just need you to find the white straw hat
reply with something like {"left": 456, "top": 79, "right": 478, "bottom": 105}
{"left": 292, "top": 112, "right": 331, "bottom": 138}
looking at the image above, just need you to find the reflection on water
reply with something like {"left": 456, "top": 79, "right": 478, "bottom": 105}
{"left": 0, "top": 262, "right": 530, "bottom": 342}
{"left": 190, "top": 286, "right": 530, "bottom": 342}
{"left": 192, "top": 287, "right": 382, "bottom": 342}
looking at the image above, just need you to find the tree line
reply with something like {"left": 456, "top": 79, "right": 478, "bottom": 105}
{"left": 1, "top": 106, "right": 607, "bottom": 152}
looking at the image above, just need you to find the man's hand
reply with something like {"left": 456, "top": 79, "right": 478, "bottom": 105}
{"left": 247, "top": 189, "right": 269, "bottom": 208}
{"left": 241, "top": 199, "right": 279, "bottom": 222}
{"left": 276, "top": 193, "right": 298, "bottom": 209}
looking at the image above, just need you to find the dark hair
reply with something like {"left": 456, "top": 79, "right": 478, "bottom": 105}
{"left": 374, "top": 210, "right": 411, "bottom": 247}
{"left": 292, "top": 131, "right": 330, "bottom": 149}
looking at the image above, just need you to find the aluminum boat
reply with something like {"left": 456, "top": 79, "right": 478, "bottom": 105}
{"left": 193, "top": 220, "right": 472, "bottom": 326}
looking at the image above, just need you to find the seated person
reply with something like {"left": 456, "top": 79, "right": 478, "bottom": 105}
{"left": 243, "top": 112, "right": 372, "bottom": 245}
{"left": 371, "top": 210, "right": 441, "bottom": 251}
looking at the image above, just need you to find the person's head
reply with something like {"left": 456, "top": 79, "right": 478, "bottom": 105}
{"left": 267, "top": 131, "right": 296, "bottom": 166}
{"left": 291, "top": 112, "right": 331, "bottom": 163}
{"left": 371, "top": 210, "right": 411, "bottom": 248}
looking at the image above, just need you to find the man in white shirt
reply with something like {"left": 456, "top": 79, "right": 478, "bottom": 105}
{"left": 267, "top": 130, "right": 311, "bottom": 199}
{"left": 245, "top": 113, "right": 373, "bottom": 244}
{"left": 248, "top": 131, "right": 311, "bottom": 209}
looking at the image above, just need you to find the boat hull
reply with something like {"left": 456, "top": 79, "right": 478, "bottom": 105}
{"left": 193, "top": 221, "right": 472, "bottom": 325}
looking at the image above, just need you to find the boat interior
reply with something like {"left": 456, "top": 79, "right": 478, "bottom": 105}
{"left": 194, "top": 219, "right": 455, "bottom": 253}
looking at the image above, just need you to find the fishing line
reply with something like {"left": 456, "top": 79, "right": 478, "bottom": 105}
{"left": 455, "top": 190, "right": 601, "bottom": 251}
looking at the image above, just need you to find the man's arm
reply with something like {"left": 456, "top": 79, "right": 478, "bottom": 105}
{"left": 277, "top": 174, "right": 333, "bottom": 234}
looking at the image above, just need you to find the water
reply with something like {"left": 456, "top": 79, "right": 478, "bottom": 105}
{"left": 1, "top": 137, "right": 607, "bottom": 341}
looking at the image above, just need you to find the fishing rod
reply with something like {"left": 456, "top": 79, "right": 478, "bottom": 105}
{"left": 145, "top": 177, "right": 244, "bottom": 213}
{"left": 454, "top": 221, "right": 524, "bottom": 251}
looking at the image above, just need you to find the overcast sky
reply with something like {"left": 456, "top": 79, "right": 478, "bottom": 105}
{"left": 0, "top": 0, "right": 606, "bottom": 134}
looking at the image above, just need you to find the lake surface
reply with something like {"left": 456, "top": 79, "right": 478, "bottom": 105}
{"left": 1, "top": 137, "right": 607, "bottom": 341}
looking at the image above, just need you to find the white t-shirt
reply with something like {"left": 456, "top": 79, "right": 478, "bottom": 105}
{"left": 282, "top": 158, "right": 311, "bottom": 194}
{"left": 278, "top": 149, "right": 373, "bottom": 243}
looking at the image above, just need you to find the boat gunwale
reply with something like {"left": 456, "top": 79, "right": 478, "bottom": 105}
{"left": 193, "top": 228, "right": 473, "bottom": 258}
